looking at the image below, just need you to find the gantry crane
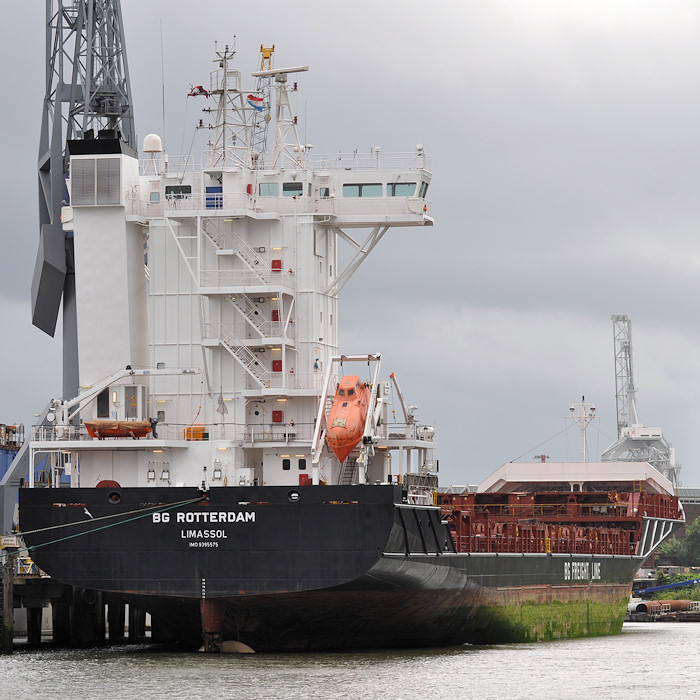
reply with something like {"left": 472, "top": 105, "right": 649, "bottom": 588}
{"left": 32, "top": 0, "right": 136, "bottom": 398}
{"left": 601, "top": 315, "right": 680, "bottom": 487}
{"left": 1, "top": 1, "right": 137, "bottom": 533}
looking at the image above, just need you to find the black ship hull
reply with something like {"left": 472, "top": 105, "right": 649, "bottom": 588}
{"left": 20, "top": 485, "right": 641, "bottom": 651}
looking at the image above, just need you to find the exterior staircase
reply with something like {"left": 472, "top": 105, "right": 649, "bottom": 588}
{"left": 226, "top": 294, "right": 268, "bottom": 337}
{"left": 202, "top": 218, "right": 269, "bottom": 284}
{"left": 339, "top": 458, "right": 358, "bottom": 485}
{"left": 219, "top": 326, "right": 270, "bottom": 387}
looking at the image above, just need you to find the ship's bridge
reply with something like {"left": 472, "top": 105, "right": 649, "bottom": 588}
{"left": 129, "top": 151, "right": 433, "bottom": 229}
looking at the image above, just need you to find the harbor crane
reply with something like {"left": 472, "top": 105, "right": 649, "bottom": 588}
{"left": 601, "top": 315, "right": 680, "bottom": 487}
{"left": 2, "top": 1, "right": 136, "bottom": 533}
{"left": 32, "top": 0, "right": 136, "bottom": 398}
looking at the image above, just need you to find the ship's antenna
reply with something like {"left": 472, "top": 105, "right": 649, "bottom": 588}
{"left": 160, "top": 20, "right": 166, "bottom": 144}
{"left": 251, "top": 44, "right": 275, "bottom": 167}
{"left": 205, "top": 38, "right": 257, "bottom": 168}
{"left": 251, "top": 63, "right": 309, "bottom": 168}
{"left": 569, "top": 396, "right": 596, "bottom": 462}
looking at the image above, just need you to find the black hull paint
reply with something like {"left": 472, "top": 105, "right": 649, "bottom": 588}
{"left": 20, "top": 485, "right": 644, "bottom": 651}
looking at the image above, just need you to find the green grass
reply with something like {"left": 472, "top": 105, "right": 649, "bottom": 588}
{"left": 467, "top": 597, "right": 628, "bottom": 644}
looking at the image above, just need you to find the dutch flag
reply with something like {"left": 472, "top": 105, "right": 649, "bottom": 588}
{"left": 247, "top": 94, "right": 264, "bottom": 111}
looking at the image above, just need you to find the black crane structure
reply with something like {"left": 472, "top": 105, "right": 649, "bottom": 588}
{"left": 33, "top": 0, "right": 136, "bottom": 398}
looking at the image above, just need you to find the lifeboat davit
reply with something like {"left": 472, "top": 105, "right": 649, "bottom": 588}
{"left": 325, "top": 375, "right": 371, "bottom": 462}
{"left": 85, "top": 419, "right": 152, "bottom": 440}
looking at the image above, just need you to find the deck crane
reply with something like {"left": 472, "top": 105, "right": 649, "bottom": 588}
{"left": 601, "top": 315, "right": 680, "bottom": 487}
{"left": 32, "top": 0, "right": 136, "bottom": 399}
{"left": 389, "top": 372, "right": 417, "bottom": 427}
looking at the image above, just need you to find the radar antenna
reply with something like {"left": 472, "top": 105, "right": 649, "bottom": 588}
{"left": 251, "top": 64, "right": 309, "bottom": 168}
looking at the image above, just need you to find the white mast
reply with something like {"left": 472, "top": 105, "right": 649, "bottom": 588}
{"left": 251, "top": 65, "right": 309, "bottom": 168}
{"left": 204, "top": 41, "right": 257, "bottom": 168}
{"left": 569, "top": 397, "right": 596, "bottom": 462}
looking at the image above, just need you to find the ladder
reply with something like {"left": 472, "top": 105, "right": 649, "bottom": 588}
{"left": 201, "top": 218, "right": 269, "bottom": 284}
{"left": 226, "top": 294, "right": 269, "bottom": 337}
{"left": 339, "top": 458, "right": 358, "bottom": 485}
{"left": 219, "top": 326, "right": 270, "bottom": 387}
{"left": 201, "top": 217, "right": 226, "bottom": 249}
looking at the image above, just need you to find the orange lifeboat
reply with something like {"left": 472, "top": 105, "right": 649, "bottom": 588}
{"left": 325, "top": 375, "right": 371, "bottom": 462}
{"left": 85, "top": 419, "right": 152, "bottom": 440}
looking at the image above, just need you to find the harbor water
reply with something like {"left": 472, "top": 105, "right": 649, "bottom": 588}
{"left": 0, "top": 622, "right": 695, "bottom": 699}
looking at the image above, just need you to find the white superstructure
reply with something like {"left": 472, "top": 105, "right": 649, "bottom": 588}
{"left": 29, "top": 45, "right": 436, "bottom": 492}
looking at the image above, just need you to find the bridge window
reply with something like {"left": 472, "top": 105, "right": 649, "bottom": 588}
{"left": 388, "top": 182, "right": 416, "bottom": 197}
{"left": 165, "top": 185, "right": 191, "bottom": 199}
{"left": 419, "top": 182, "right": 429, "bottom": 198}
{"left": 343, "top": 183, "right": 383, "bottom": 197}
{"left": 283, "top": 182, "right": 303, "bottom": 197}
{"left": 259, "top": 183, "right": 279, "bottom": 197}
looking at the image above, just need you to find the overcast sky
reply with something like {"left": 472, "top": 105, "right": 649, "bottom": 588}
{"left": 2, "top": 1, "right": 700, "bottom": 486}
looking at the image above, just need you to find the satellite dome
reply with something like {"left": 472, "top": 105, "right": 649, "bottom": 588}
{"left": 143, "top": 134, "right": 163, "bottom": 153}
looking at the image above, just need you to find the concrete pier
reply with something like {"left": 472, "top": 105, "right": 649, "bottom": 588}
{"left": 52, "top": 599, "right": 71, "bottom": 645}
{"left": 107, "top": 599, "right": 126, "bottom": 644}
{"left": 26, "top": 606, "right": 42, "bottom": 646}
{"left": 1, "top": 548, "right": 16, "bottom": 653}
{"left": 1, "top": 573, "right": 154, "bottom": 652}
{"left": 70, "top": 587, "right": 105, "bottom": 647}
{"left": 128, "top": 604, "right": 146, "bottom": 643}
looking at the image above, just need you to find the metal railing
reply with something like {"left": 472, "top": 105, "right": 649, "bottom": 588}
{"left": 138, "top": 151, "right": 431, "bottom": 177}
{"left": 439, "top": 494, "right": 681, "bottom": 522}
{"left": 386, "top": 423, "right": 436, "bottom": 442}
{"left": 309, "top": 151, "right": 430, "bottom": 171}
{"left": 200, "top": 269, "right": 296, "bottom": 289}
{"left": 125, "top": 191, "right": 432, "bottom": 220}
{"left": 203, "top": 321, "right": 295, "bottom": 342}
{"left": 30, "top": 418, "right": 431, "bottom": 447}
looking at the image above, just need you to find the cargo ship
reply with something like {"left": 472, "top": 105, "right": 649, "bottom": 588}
{"left": 19, "top": 461, "right": 683, "bottom": 650}
{"left": 15, "top": 42, "right": 683, "bottom": 651}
